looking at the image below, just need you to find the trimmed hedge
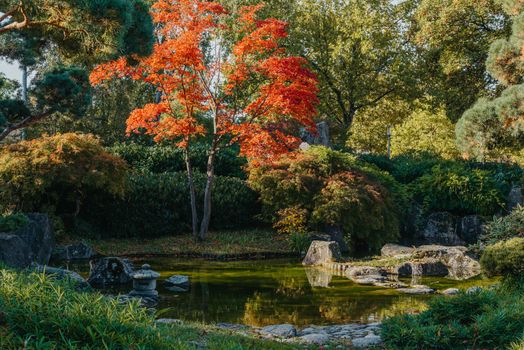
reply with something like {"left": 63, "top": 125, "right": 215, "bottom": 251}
{"left": 481, "top": 237, "right": 524, "bottom": 278}
{"left": 79, "top": 171, "right": 260, "bottom": 238}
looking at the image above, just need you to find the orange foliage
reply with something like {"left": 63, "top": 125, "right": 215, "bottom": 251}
{"left": 90, "top": 0, "right": 318, "bottom": 164}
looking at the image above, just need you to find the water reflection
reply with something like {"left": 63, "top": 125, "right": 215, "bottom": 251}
{"left": 66, "top": 258, "right": 494, "bottom": 327}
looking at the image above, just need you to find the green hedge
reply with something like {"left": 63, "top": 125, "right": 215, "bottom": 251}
{"left": 109, "top": 142, "right": 247, "bottom": 178}
{"left": 80, "top": 171, "right": 260, "bottom": 238}
{"left": 382, "top": 287, "right": 524, "bottom": 349}
{"left": 481, "top": 237, "right": 524, "bottom": 278}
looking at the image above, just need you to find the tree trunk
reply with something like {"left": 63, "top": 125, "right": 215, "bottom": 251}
{"left": 184, "top": 148, "right": 199, "bottom": 241}
{"left": 198, "top": 145, "right": 216, "bottom": 241}
{"left": 21, "top": 64, "right": 28, "bottom": 104}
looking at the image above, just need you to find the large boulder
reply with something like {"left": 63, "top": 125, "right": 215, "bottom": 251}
{"left": 52, "top": 242, "right": 97, "bottom": 261}
{"left": 0, "top": 234, "right": 32, "bottom": 268}
{"left": 302, "top": 241, "right": 342, "bottom": 266}
{"left": 87, "top": 257, "right": 134, "bottom": 286}
{"left": 417, "top": 212, "right": 464, "bottom": 246}
{"left": 458, "top": 215, "right": 484, "bottom": 244}
{"left": 0, "top": 213, "right": 54, "bottom": 268}
{"left": 414, "top": 245, "right": 480, "bottom": 280}
{"left": 32, "top": 264, "right": 90, "bottom": 290}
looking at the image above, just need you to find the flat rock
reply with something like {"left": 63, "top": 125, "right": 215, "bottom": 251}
{"left": 165, "top": 275, "right": 190, "bottom": 287}
{"left": 298, "top": 333, "right": 330, "bottom": 344}
{"left": 397, "top": 285, "right": 435, "bottom": 294}
{"left": 351, "top": 334, "right": 382, "bottom": 348}
{"left": 260, "top": 324, "right": 297, "bottom": 338}
{"left": 381, "top": 243, "right": 415, "bottom": 258}
{"left": 156, "top": 318, "right": 183, "bottom": 325}
{"left": 32, "top": 264, "right": 89, "bottom": 289}
{"left": 441, "top": 288, "right": 460, "bottom": 295}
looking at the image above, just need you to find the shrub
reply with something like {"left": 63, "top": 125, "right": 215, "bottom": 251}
{"left": 80, "top": 171, "right": 260, "bottom": 238}
{"left": 249, "top": 146, "right": 405, "bottom": 253}
{"left": 411, "top": 163, "right": 506, "bottom": 216}
{"left": 481, "top": 238, "right": 524, "bottom": 278}
{"left": 109, "top": 142, "right": 247, "bottom": 178}
{"left": 481, "top": 205, "right": 524, "bottom": 246}
{"left": 0, "top": 213, "right": 28, "bottom": 232}
{"left": 274, "top": 207, "right": 308, "bottom": 235}
{"left": 0, "top": 133, "right": 127, "bottom": 227}
{"left": 382, "top": 288, "right": 524, "bottom": 349}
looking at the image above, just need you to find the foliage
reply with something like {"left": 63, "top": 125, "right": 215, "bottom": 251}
{"left": 0, "top": 0, "right": 154, "bottom": 62}
{"left": 0, "top": 267, "right": 304, "bottom": 349}
{"left": 412, "top": 0, "right": 510, "bottom": 121}
{"left": 273, "top": 206, "right": 308, "bottom": 235}
{"left": 411, "top": 163, "right": 506, "bottom": 216}
{"left": 0, "top": 133, "right": 127, "bottom": 224}
{"left": 391, "top": 108, "right": 460, "bottom": 159}
{"left": 287, "top": 0, "right": 412, "bottom": 143}
{"left": 456, "top": 0, "right": 524, "bottom": 162}
{"left": 91, "top": 0, "right": 318, "bottom": 241}
{"left": 109, "top": 142, "right": 247, "bottom": 178}
{"left": 80, "top": 171, "right": 260, "bottom": 238}
{"left": 382, "top": 287, "right": 524, "bottom": 349}
{"left": 481, "top": 237, "right": 524, "bottom": 277}
{"left": 249, "top": 146, "right": 405, "bottom": 253}
{"left": 288, "top": 232, "right": 312, "bottom": 255}
{"left": 0, "top": 213, "right": 28, "bottom": 232}
{"left": 481, "top": 205, "right": 524, "bottom": 246}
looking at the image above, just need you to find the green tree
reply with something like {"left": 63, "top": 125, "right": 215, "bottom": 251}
{"left": 289, "top": 0, "right": 413, "bottom": 143}
{"left": 456, "top": 0, "right": 524, "bottom": 164}
{"left": 391, "top": 107, "right": 460, "bottom": 159}
{"left": 411, "top": 0, "right": 510, "bottom": 121}
{"left": 0, "top": 0, "right": 154, "bottom": 142}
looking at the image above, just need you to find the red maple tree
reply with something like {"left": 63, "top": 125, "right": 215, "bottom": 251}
{"left": 90, "top": 0, "right": 319, "bottom": 241}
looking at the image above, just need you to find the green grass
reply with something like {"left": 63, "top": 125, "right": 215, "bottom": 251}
{"left": 83, "top": 229, "right": 295, "bottom": 257}
{"left": 0, "top": 266, "right": 320, "bottom": 350}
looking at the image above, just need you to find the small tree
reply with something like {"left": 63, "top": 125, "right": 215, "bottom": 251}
{"left": 90, "top": 0, "right": 319, "bottom": 241}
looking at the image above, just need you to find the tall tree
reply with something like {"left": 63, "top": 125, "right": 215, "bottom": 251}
{"left": 288, "top": 0, "right": 412, "bottom": 143}
{"left": 0, "top": 0, "right": 154, "bottom": 142}
{"left": 411, "top": 0, "right": 510, "bottom": 121}
{"left": 91, "top": 0, "right": 319, "bottom": 241}
{"left": 456, "top": 0, "right": 524, "bottom": 163}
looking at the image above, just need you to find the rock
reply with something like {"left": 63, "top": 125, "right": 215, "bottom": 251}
{"left": 459, "top": 215, "right": 484, "bottom": 244}
{"left": 87, "top": 257, "right": 134, "bottom": 286}
{"left": 410, "top": 259, "right": 449, "bottom": 276}
{"left": 441, "top": 288, "right": 460, "bottom": 295}
{"left": 165, "top": 275, "right": 190, "bottom": 287}
{"left": 156, "top": 318, "right": 183, "bottom": 325}
{"left": 466, "top": 286, "right": 483, "bottom": 294}
{"left": 418, "top": 212, "right": 464, "bottom": 246}
{"left": 0, "top": 213, "right": 54, "bottom": 268}
{"left": 351, "top": 334, "right": 382, "bottom": 348}
{"left": 216, "top": 323, "right": 250, "bottom": 331}
{"left": 52, "top": 242, "right": 97, "bottom": 261}
{"left": 397, "top": 285, "right": 435, "bottom": 294}
{"left": 507, "top": 185, "right": 523, "bottom": 210}
{"left": 32, "top": 264, "right": 89, "bottom": 289}
{"left": 346, "top": 266, "right": 387, "bottom": 279}
{"left": 0, "top": 234, "right": 32, "bottom": 268}
{"left": 443, "top": 250, "right": 481, "bottom": 280}
{"left": 381, "top": 243, "right": 415, "bottom": 258}
{"left": 301, "top": 121, "right": 330, "bottom": 147}
{"left": 302, "top": 241, "right": 342, "bottom": 266}
{"left": 298, "top": 333, "right": 330, "bottom": 344}
{"left": 304, "top": 267, "right": 332, "bottom": 287}
{"left": 351, "top": 275, "right": 388, "bottom": 285}
{"left": 260, "top": 324, "right": 297, "bottom": 338}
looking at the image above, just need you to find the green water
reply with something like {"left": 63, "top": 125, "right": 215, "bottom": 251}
{"left": 70, "top": 258, "right": 496, "bottom": 327}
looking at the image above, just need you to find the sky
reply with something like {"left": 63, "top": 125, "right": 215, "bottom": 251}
{"left": 0, "top": 59, "right": 21, "bottom": 82}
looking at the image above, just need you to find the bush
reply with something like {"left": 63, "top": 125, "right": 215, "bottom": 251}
{"left": 0, "top": 213, "right": 28, "bottom": 232}
{"left": 481, "top": 238, "right": 524, "bottom": 278}
{"left": 411, "top": 163, "right": 506, "bottom": 216}
{"left": 109, "top": 142, "right": 247, "bottom": 178}
{"left": 382, "top": 288, "right": 524, "bottom": 349}
{"left": 249, "top": 146, "right": 406, "bottom": 253}
{"left": 0, "top": 133, "right": 127, "bottom": 227}
{"left": 481, "top": 205, "right": 524, "bottom": 246}
{"left": 80, "top": 171, "right": 260, "bottom": 238}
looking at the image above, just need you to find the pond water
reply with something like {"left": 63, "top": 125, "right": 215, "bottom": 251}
{"left": 69, "top": 258, "right": 496, "bottom": 327}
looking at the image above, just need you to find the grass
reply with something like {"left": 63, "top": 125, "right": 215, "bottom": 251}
{"left": 0, "top": 266, "right": 329, "bottom": 350}
{"left": 82, "top": 229, "right": 296, "bottom": 258}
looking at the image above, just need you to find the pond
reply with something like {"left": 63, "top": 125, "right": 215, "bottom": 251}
{"left": 68, "top": 257, "right": 496, "bottom": 327}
